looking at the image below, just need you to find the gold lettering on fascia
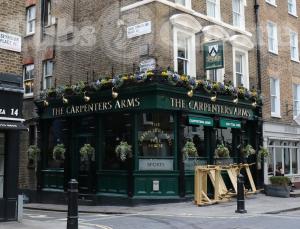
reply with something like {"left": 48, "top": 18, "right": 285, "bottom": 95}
{"left": 51, "top": 98, "right": 140, "bottom": 117}
{"left": 171, "top": 98, "right": 251, "bottom": 118}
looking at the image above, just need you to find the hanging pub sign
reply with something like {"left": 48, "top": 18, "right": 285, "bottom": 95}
{"left": 204, "top": 41, "right": 224, "bottom": 70}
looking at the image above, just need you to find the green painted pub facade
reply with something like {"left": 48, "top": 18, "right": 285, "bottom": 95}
{"left": 35, "top": 76, "right": 262, "bottom": 199}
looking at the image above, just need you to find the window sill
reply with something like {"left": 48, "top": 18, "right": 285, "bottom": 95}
{"left": 268, "top": 50, "right": 278, "bottom": 55}
{"left": 24, "top": 33, "right": 35, "bottom": 38}
{"left": 44, "top": 24, "right": 52, "bottom": 28}
{"left": 288, "top": 12, "right": 298, "bottom": 18}
{"left": 291, "top": 58, "right": 300, "bottom": 63}
{"left": 23, "top": 94, "right": 34, "bottom": 99}
{"left": 266, "top": 2, "right": 277, "bottom": 7}
{"left": 271, "top": 113, "right": 281, "bottom": 118}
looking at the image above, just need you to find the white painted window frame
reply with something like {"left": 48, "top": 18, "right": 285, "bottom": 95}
{"left": 26, "top": 5, "right": 36, "bottom": 35}
{"left": 206, "top": 0, "right": 221, "bottom": 20}
{"left": 232, "top": 47, "right": 249, "bottom": 89}
{"left": 23, "top": 64, "right": 34, "bottom": 97}
{"left": 173, "top": 27, "right": 196, "bottom": 77}
{"left": 288, "top": 0, "right": 297, "bottom": 16}
{"left": 232, "top": 0, "right": 245, "bottom": 30}
{"left": 290, "top": 30, "right": 299, "bottom": 62}
{"left": 43, "top": 60, "right": 53, "bottom": 90}
{"left": 267, "top": 21, "right": 278, "bottom": 54}
{"left": 270, "top": 77, "right": 281, "bottom": 117}
{"left": 293, "top": 84, "right": 300, "bottom": 118}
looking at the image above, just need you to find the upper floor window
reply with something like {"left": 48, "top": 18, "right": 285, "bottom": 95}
{"left": 270, "top": 78, "right": 280, "bottom": 117}
{"left": 43, "top": 0, "right": 52, "bottom": 26}
{"left": 293, "top": 84, "right": 300, "bottom": 118}
{"left": 43, "top": 60, "right": 53, "bottom": 89}
{"left": 234, "top": 49, "right": 249, "bottom": 89}
{"left": 207, "top": 0, "right": 220, "bottom": 20}
{"left": 175, "top": 0, "right": 191, "bottom": 8}
{"left": 232, "top": 0, "right": 245, "bottom": 29}
{"left": 266, "top": 0, "right": 277, "bottom": 6}
{"left": 288, "top": 0, "right": 297, "bottom": 16}
{"left": 267, "top": 21, "right": 278, "bottom": 54}
{"left": 207, "top": 69, "right": 224, "bottom": 83}
{"left": 26, "top": 6, "right": 36, "bottom": 35}
{"left": 23, "top": 64, "right": 34, "bottom": 96}
{"left": 177, "top": 33, "right": 190, "bottom": 75}
{"left": 290, "top": 31, "right": 299, "bottom": 61}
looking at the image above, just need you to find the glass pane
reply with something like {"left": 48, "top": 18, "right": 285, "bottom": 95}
{"left": 207, "top": 1, "right": 216, "bottom": 17}
{"left": 292, "top": 148, "right": 298, "bottom": 174}
{"left": 138, "top": 112, "right": 174, "bottom": 157}
{"left": 275, "top": 147, "right": 283, "bottom": 175}
{"left": 284, "top": 147, "right": 290, "bottom": 174}
{"left": 268, "top": 147, "right": 274, "bottom": 175}
{"left": 177, "top": 58, "right": 187, "bottom": 75}
{"left": 25, "top": 80, "right": 33, "bottom": 94}
{"left": 46, "top": 76, "right": 52, "bottom": 89}
{"left": 271, "top": 96, "right": 276, "bottom": 113}
{"left": 216, "top": 128, "right": 232, "bottom": 156}
{"left": 103, "top": 113, "right": 132, "bottom": 170}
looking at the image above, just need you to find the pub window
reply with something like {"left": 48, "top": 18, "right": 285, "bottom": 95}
{"left": 0, "top": 133, "right": 5, "bottom": 198}
{"left": 138, "top": 112, "right": 174, "bottom": 157}
{"left": 174, "top": 0, "right": 192, "bottom": 8}
{"left": 293, "top": 84, "right": 300, "bottom": 118}
{"left": 270, "top": 77, "right": 280, "bottom": 117}
{"left": 207, "top": 68, "right": 224, "bottom": 83}
{"left": 173, "top": 28, "right": 196, "bottom": 77}
{"left": 232, "top": 0, "right": 245, "bottom": 29}
{"left": 26, "top": 5, "right": 36, "bottom": 35}
{"left": 43, "top": 60, "right": 53, "bottom": 89}
{"left": 102, "top": 113, "right": 132, "bottom": 170}
{"left": 267, "top": 21, "right": 278, "bottom": 54}
{"left": 288, "top": 0, "right": 297, "bottom": 16}
{"left": 46, "top": 119, "right": 69, "bottom": 169}
{"left": 234, "top": 49, "right": 249, "bottom": 89}
{"left": 42, "top": 0, "right": 52, "bottom": 27}
{"left": 23, "top": 64, "right": 34, "bottom": 96}
{"left": 216, "top": 128, "right": 233, "bottom": 156}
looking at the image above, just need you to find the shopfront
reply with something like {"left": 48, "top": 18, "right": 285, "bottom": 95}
{"left": 35, "top": 72, "right": 262, "bottom": 199}
{"left": 0, "top": 73, "right": 26, "bottom": 221}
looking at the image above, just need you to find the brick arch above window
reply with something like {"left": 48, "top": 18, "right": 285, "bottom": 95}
{"left": 229, "top": 35, "right": 254, "bottom": 51}
{"left": 202, "top": 25, "right": 230, "bottom": 41}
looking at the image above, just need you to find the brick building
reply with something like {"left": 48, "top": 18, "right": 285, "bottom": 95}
{"left": 0, "top": 0, "right": 25, "bottom": 221}
{"left": 257, "top": 0, "right": 300, "bottom": 186}
{"left": 21, "top": 0, "right": 262, "bottom": 200}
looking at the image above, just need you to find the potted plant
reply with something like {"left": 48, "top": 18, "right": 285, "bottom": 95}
{"left": 182, "top": 139, "right": 198, "bottom": 160}
{"left": 80, "top": 144, "right": 95, "bottom": 162}
{"left": 115, "top": 141, "right": 132, "bottom": 162}
{"left": 27, "top": 145, "right": 40, "bottom": 168}
{"left": 53, "top": 144, "right": 66, "bottom": 161}
{"left": 265, "top": 176, "right": 291, "bottom": 198}
{"left": 214, "top": 144, "right": 232, "bottom": 165}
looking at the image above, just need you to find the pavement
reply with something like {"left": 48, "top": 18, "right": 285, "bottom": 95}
{"left": 23, "top": 193, "right": 300, "bottom": 217}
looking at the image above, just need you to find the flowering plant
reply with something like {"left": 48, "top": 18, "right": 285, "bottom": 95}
{"left": 53, "top": 144, "right": 66, "bottom": 160}
{"left": 115, "top": 141, "right": 132, "bottom": 161}
{"left": 80, "top": 144, "right": 95, "bottom": 162}
{"left": 214, "top": 144, "right": 230, "bottom": 158}
{"left": 182, "top": 140, "right": 198, "bottom": 159}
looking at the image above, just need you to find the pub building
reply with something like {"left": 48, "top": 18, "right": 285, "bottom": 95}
{"left": 0, "top": 73, "right": 26, "bottom": 221}
{"left": 34, "top": 71, "right": 262, "bottom": 200}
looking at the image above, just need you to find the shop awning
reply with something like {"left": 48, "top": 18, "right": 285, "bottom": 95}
{"left": 0, "top": 121, "right": 28, "bottom": 131}
{"left": 219, "top": 118, "right": 241, "bottom": 128}
{"left": 188, "top": 116, "right": 213, "bottom": 126}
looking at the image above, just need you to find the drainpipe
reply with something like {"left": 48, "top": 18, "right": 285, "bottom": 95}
{"left": 254, "top": 0, "right": 261, "bottom": 92}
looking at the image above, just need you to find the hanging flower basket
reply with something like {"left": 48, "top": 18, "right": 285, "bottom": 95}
{"left": 115, "top": 141, "right": 132, "bottom": 162}
{"left": 182, "top": 140, "right": 198, "bottom": 160}
{"left": 241, "top": 144, "right": 256, "bottom": 158}
{"left": 80, "top": 144, "right": 95, "bottom": 162}
{"left": 53, "top": 144, "right": 66, "bottom": 160}
{"left": 214, "top": 144, "right": 230, "bottom": 158}
{"left": 27, "top": 145, "right": 40, "bottom": 168}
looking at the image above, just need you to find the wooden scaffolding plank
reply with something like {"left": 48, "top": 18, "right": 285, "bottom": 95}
{"left": 245, "top": 165, "right": 257, "bottom": 193}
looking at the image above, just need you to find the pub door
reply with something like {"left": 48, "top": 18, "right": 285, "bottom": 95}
{"left": 73, "top": 134, "right": 96, "bottom": 194}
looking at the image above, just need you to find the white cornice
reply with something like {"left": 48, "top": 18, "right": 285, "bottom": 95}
{"left": 121, "top": 0, "right": 252, "bottom": 37}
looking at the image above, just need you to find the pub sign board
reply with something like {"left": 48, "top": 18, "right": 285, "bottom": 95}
{"left": 204, "top": 41, "right": 224, "bottom": 70}
{"left": 0, "top": 91, "right": 23, "bottom": 120}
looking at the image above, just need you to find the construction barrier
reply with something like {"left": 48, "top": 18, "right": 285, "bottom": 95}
{"left": 194, "top": 163, "right": 256, "bottom": 206}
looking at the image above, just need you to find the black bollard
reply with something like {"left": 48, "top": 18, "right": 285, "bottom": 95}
{"left": 235, "top": 174, "right": 247, "bottom": 213}
{"left": 67, "top": 179, "right": 78, "bottom": 229}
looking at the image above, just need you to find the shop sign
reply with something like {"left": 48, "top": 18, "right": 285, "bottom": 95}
{"left": 204, "top": 41, "right": 224, "bottom": 70}
{"left": 219, "top": 118, "right": 241, "bottom": 128}
{"left": 0, "top": 31, "right": 21, "bottom": 53}
{"left": 0, "top": 91, "right": 23, "bottom": 120}
{"left": 139, "top": 58, "right": 156, "bottom": 73}
{"left": 139, "top": 159, "right": 173, "bottom": 171}
{"left": 127, "top": 21, "right": 151, "bottom": 39}
{"left": 170, "top": 98, "right": 252, "bottom": 119}
{"left": 188, "top": 116, "right": 213, "bottom": 126}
